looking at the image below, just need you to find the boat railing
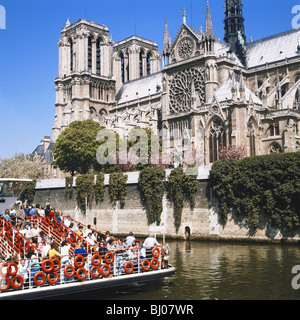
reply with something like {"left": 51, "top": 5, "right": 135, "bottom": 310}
{"left": 0, "top": 218, "right": 37, "bottom": 258}
{"left": 0, "top": 245, "right": 168, "bottom": 294}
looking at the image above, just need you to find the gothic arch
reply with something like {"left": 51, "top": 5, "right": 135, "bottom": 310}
{"left": 248, "top": 117, "right": 258, "bottom": 156}
{"left": 269, "top": 142, "right": 282, "bottom": 154}
{"left": 206, "top": 117, "right": 227, "bottom": 163}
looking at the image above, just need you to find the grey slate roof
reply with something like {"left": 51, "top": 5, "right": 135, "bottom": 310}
{"left": 116, "top": 72, "right": 162, "bottom": 104}
{"left": 246, "top": 28, "right": 300, "bottom": 68}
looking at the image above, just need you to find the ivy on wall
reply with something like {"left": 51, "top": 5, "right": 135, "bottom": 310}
{"left": 138, "top": 167, "right": 166, "bottom": 225}
{"left": 95, "top": 173, "right": 105, "bottom": 204}
{"left": 210, "top": 152, "right": 300, "bottom": 233}
{"left": 167, "top": 168, "right": 198, "bottom": 232}
{"left": 22, "top": 181, "right": 37, "bottom": 204}
{"left": 75, "top": 174, "right": 95, "bottom": 212}
{"left": 109, "top": 171, "right": 128, "bottom": 208}
{"left": 65, "top": 176, "right": 73, "bottom": 200}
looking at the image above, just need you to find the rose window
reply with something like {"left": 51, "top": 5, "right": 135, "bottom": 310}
{"left": 169, "top": 67, "right": 205, "bottom": 114}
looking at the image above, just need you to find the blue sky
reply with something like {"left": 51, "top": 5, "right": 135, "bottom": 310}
{"left": 0, "top": 0, "right": 299, "bottom": 158}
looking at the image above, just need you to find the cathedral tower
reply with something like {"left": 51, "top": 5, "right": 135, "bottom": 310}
{"left": 52, "top": 19, "right": 115, "bottom": 141}
{"left": 224, "top": 0, "right": 247, "bottom": 64}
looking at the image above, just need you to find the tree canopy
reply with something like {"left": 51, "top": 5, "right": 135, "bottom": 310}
{"left": 53, "top": 120, "right": 105, "bottom": 175}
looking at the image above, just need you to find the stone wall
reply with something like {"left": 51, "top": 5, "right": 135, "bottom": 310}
{"left": 33, "top": 169, "right": 300, "bottom": 243}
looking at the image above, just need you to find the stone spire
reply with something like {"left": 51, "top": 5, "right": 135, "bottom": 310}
{"left": 162, "top": 17, "right": 171, "bottom": 57}
{"left": 224, "top": 0, "right": 247, "bottom": 65}
{"left": 183, "top": 7, "right": 186, "bottom": 24}
{"left": 205, "top": 0, "right": 214, "bottom": 37}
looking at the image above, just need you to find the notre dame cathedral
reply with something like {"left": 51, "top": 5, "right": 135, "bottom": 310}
{"left": 45, "top": 0, "right": 300, "bottom": 170}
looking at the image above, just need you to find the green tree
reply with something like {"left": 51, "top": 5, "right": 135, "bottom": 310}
{"left": 53, "top": 120, "right": 105, "bottom": 176}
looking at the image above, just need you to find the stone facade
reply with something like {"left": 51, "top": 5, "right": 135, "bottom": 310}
{"left": 48, "top": 0, "right": 300, "bottom": 168}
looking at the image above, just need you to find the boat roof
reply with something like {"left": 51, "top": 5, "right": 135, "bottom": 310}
{"left": 0, "top": 178, "right": 33, "bottom": 182}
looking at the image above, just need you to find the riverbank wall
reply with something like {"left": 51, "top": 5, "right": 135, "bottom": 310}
{"left": 33, "top": 167, "right": 300, "bottom": 244}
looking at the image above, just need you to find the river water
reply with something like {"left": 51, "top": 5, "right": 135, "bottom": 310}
{"left": 59, "top": 240, "right": 300, "bottom": 300}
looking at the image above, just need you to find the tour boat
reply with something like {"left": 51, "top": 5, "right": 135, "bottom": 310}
{"left": 0, "top": 208, "right": 176, "bottom": 300}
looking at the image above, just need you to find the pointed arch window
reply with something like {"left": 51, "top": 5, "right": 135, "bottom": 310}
{"left": 248, "top": 121, "right": 256, "bottom": 157}
{"left": 147, "top": 52, "right": 152, "bottom": 76}
{"left": 120, "top": 52, "right": 125, "bottom": 83}
{"left": 96, "top": 39, "right": 101, "bottom": 75}
{"left": 209, "top": 118, "right": 227, "bottom": 163}
{"left": 69, "top": 39, "right": 74, "bottom": 72}
{"left": 88, "top": 36, "right": 93, "bottom": 71}
{"left": 139, "top": 50, "right": 144, "bottom": 78}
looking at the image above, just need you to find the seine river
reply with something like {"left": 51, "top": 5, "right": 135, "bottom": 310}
{"left": 60, "top": 240, "right": 300, "bottom": 301}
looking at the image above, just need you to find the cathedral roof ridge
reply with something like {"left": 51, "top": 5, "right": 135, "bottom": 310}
{"left": 114, "top": 35, "right": 158, "bottom": 47}
{"left": 247, "top": 28, "right": 300, "bottom": 47}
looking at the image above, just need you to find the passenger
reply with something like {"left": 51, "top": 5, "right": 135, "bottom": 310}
{"left": 74, "top": 241, "right": 87, "bottom": 258}
{"left": 44, "top": 203, "right": 51, "bottom": 217}
{"left": 60, "top": 240, "right": 71, "bottom": 282}
{"left": 15, "top": 207, "right": 25, "bottom": 228}
{"left": 106, "top": 238, "right": 115, "bottom": 251}
{"left": 55, "top": 212, "right": 62, "bottom": 223}
{"left": 125, "top": 232, "right": 135, "bottom": 247}
{"left": 105, "top": 231, "right": 111, "bottom": 242}
{"left": 18, "top": 259, "right": 29, "bottom": 287}
{"left": 49, "top": 208, "right": 55, "bottom": 219}
{"left": 64, "top": 215, "right": 72, "bottom": 228}
{"left": 48, "top": 242, "right": 62, "bottom": 259}
{"left": 1, "top": 209, "right": 11, "bottom": 223}
{"left": 42, "top": 240, "right": 51, "bottom": 259}
{"left": 115, "top": 239, "right": 126, "bottom": 276}
{"left": 98, "top": 241, "right": 108, "bottom": 258}
{"left": 76, "top": 225, "right": 84, "bottom": 237}
{"left": 26, "top": 249, "right": 40, "bottom": 287}
{"left": 20, "top": 224, "right": 31, "bottom": 239}
{"left": 143, "top": 233, "right": 159, "bottom": 260}
{"left": 29, "top": 205, "right": 36, "bottom": 217}
{"left": 29, "top": 224, "right": 40, "bottom": 244}
{"left": 38, "top": 239, "right": 46, "bottom": 257}
{"left": 86, "top": 232, "right": 95, "bottom": 252}
{"left": 83, "top": 225, "right": 92, "bottom": 238}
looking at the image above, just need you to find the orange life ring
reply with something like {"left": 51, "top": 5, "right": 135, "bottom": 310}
{"left": 52, "top": 258, "right": 61, "bottom": 272}
{"left": 3, "top": 221, "right": 10, "bottom": 232}
{"left": 58, "top": 223, "right": 64, "bottom": 233}
{"left": 51, "top": 218, "right": 58, "bottom": 228}
{"left": 7, "top": 262, "right": 18, "bottom": 277}
{"left": 74, "top": 255, "right": 85, "bottom": 268}
{"left": 0, "top": 277, "right": 10, "bottom": 291}
{"left": 0, "top": 262, "right": 8, "bottom": 277}
{"left": 100, "top": 264, "right": 111, "bottom": 277}
{"left": 64, "top": 265, "right": 75, "bottom": 278}
{"left": 141, "top": 259, "right": 151, "bottom": 271}
{"left": 47, "top": 272, "right": 59, "bottom": 285}
{"left": 11, "top": 275, "right": 24, "bottom": 290}
{"left": 63, "top": 228, "right": 69, "bottom": 237}
{"left": 90, "top": 266, "right": 101, "bottom": 278}
{"left": 76, "top": 267, "right": 87, "bottom": 281}
{"left": 104, "top": 252, "right": 114, "bottom": 264}
{"left": 25, "top": 241, "right": 31, "bottom": 252}
{"left": 91, "top": 253, "right": 102, "bottom": 266}
{"left": 33, "top": 272, "right": 46, "bottom": 286}
{"left": 70, "top": 233, "right": 76, "bottom": 242}
{"left": 150, "top": 258, "right": 159, "bottom": 270}
{"left": 124, "top": 261, "right": 134, "bottom": 274}
{"left": 42, "top": 259, "right": 54, "bottom": 273}
{"left": 152, "top": 247, "right": 160, "bottom": 258}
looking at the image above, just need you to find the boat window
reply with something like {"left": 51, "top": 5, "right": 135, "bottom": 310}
{"left": 0, "top": 181, "right": 25, "bottom": 197}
